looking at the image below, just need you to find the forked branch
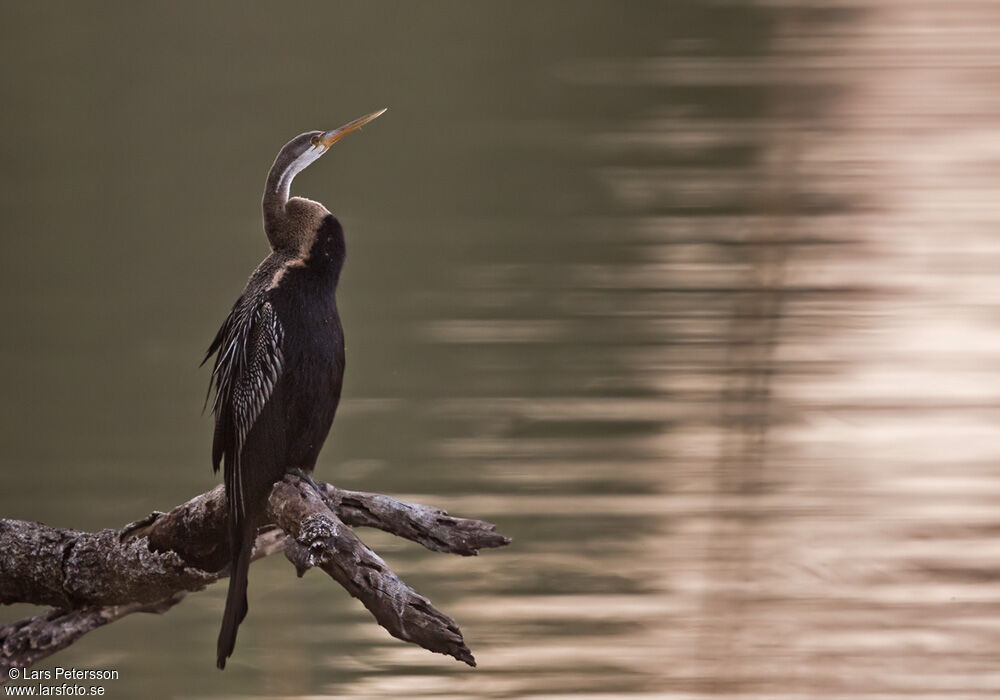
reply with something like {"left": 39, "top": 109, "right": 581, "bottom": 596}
{"left": 0, "top": 475, "right": 509, "bottom": 677}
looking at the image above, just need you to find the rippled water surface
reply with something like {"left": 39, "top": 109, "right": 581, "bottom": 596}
{"left": 2, "top": 1, "right": 1000, "bottom": 698}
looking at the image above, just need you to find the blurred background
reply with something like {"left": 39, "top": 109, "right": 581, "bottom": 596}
{"left": 2, "top": 0, "right": 1000, "bottom": 697}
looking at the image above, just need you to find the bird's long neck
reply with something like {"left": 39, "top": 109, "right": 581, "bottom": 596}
{"left": 262, "top": 146, "right": 326, "bottom": 240}
{"left": 262, "top": 167, "right": 288, "bottom": 233}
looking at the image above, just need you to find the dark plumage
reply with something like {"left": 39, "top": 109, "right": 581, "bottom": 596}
{"left": 204, "top": 111, "right": 385, "bottom": 669}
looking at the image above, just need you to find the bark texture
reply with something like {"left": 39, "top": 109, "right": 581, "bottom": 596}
{"left": 0, "top": 475, "right": 509, "bottom": 678}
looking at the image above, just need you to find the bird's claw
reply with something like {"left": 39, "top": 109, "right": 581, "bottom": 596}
{"left": 288, "top": 468, "right": 322, "bottom": 494}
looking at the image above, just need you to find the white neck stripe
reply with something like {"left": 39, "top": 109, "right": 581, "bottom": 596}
{"left": 275, "top": 145, "right": 325, "bottom": 199}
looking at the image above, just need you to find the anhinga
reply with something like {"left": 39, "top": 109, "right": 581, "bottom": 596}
{"left": 204, "top": 109, "right": 386, "bottom": 669}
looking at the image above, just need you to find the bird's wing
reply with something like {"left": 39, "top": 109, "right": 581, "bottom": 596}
{"left": 205, "top": 298, "right": 284, "bottom": 521}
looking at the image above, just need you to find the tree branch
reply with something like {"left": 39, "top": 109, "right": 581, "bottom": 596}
{"left": 0, "top": 475, "right": 509, "bottom": 676}
{"left": 315, "top": 482, "right": 509, "bottom": 556}
{"left": 2, "top": 596, "right": 186, "bottom": 673}
{"left": 271, "top": 478, "right": 476, "bottom": 665}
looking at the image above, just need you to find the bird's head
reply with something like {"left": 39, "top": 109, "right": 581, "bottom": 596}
{"left": 264, "top": 108, "right": 386, "bottom": 250}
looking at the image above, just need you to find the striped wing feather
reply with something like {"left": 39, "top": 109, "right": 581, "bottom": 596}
{"left": 205, "top": 298, "right": 284, "bottom": 523}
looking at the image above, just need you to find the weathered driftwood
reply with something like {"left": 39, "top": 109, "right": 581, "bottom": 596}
{"left": 271, "top": 479, "right": 475, "bottom": 665}
{"left": 0, "top": 474, "right": 509, "bottom": 677}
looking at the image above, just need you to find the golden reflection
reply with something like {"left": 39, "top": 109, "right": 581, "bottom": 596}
{"left": 410, "top": 2, "right": 1000, "bottom": 698}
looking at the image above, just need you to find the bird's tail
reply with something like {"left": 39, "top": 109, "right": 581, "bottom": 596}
{"left": 216, "top": 525, "right": 253, "bottom": 670}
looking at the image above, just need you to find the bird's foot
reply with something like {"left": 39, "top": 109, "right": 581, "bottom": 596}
{"left": 288, "top": 467, "right": 322, "bottom": 494}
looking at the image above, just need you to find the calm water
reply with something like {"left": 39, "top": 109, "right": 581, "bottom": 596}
{"left": 2, "top": 1, "right": 1000, "bottom": 698}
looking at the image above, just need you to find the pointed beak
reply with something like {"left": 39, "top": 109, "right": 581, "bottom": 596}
{"left": 318, "top": 108, "right": 387, "bottom": 148}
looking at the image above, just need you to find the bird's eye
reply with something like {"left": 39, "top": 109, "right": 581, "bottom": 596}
{"left": 311, "top": 135, "right": 321, "bottom": 147}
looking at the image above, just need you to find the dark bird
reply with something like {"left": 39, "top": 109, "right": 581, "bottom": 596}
{"left": 204, "top": 109, "right": 386, "bottom": 669}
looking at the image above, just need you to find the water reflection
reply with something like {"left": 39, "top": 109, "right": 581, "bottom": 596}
{"left": 2, "top": 1, "right": 1000, "bottom": 698}
{"left": 394, "top": 2, "right": 1000, "bottom": 698}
